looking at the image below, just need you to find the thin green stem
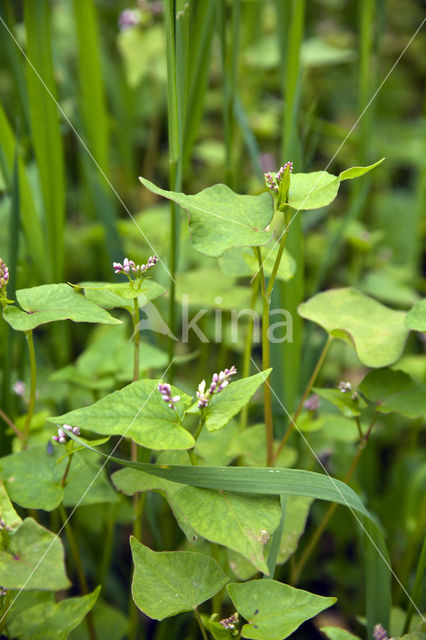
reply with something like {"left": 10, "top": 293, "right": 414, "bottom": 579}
{"left": 97, "top": 502, "right": 120, "bottom": 588}
{"left": 188, "top": 415, "right": 206, "bottom": 466}
{"left": 272, "top": 336, "right": 332, "bottom": 463}
{"left": 194, "top": 607, "right": 209, "bottom": 640}
{"left": 59, "top": 504, "right": 97, "bottom": 640}
{"left": 0, "top": 590, "right": 11, "bottom": 634}
{"left": 61, "top": 451, "right": 74, "bottom": 488}
{"left": 355, "top": 416, "right": 363, "bottom": 440}
{"left": 23, "top": 330, "right": 37, "bottom": 446}
{"left": 255, "top": 247, "right": 273, "bottom": 466}
{"left": 133, "top": 298, "right": 140, "bottom": 381}
{"left": 0, "top": 407, "right": 23, "bottom": 441}
{"left": 266, "top": 208, "right": 291, "bottom": 299}
{"left": 402, "top": 534, "right": 426, "bottom": 635}
{"left": 291, "top": 410, "right": 378, "bottom": 584}
{"left": 239, "top": 274, "right": 260, "bottom": 432}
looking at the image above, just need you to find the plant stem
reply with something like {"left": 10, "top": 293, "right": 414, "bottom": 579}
{"left": 0, "top": 407, "right": 23, "bottom": 440}
{"left": 194, "top": 607, "right": 209, "bottom": 640}
{"left": 402, "top": 534, "right": 426, "bottom": 635}
{"left": 97, "top": 502, "right": 120, "bottom": 588}
{"left": 291, "top": 410, "right": 379, "bottom": 584}
{"left": 266, "top": 208, "right": 292, "bottom": 299}
{"left": 239, "top": 274, "right": 260, "bottom": 432}
{"left": 23, "top": 330, "right": 36, "bottom": 446}
{"left": 61, "top": 451, "right": 74, "bottom": 488}
{"left": 255, "top": 247, "right": 273, "bottom": 466}
{"left": 59, "top": 504, "right": 97, "bottom": 640}
{"left": 272, "top": 336, "right": 332, "bottom": 463}
{"left": 133, "top": 298, "right": 140, "bottom": 381}
{"left": 188, "top": 416, "right": 206, "bottom": 466}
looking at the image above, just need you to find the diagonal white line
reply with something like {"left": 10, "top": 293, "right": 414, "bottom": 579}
{"left": 250, "top": 356, "right": 426, "bottom": 621}
{"left": 0, "top": 15, "right": 175, "bottom": 284}
{"left": 252, "top": 16, "right": 426, "bottom": 283}
{"left": 0, "top": 358, "right": 175, "bottom": 623}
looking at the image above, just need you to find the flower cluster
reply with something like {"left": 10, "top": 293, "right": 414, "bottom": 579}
{"left": 264, "top": 161, "right": 293, "bottom": 192}
{"left": 12, "top": 380, "right": 26, "bottom": 397}
{"left": 0, "top": 259, "right": 9, "bottom": 290}
{"left": 118, "top": 9, "right": 141, "bottom": 30}
{"left": 219, "top": 612, "right": 239, "bottom": 630}
{"left": 373, "top": 624, "right": 393, "bottom": 640}
{"left": 304, "top": 394, "right": 320, "bottom": 412}
{"left": 113, "top": 255, "right": 158, "bottom": 289}
{"left": 52, "top": 424, "right": 80, "bottom": 445}
{"left": 338, "top": 380, "right": 352, "bottom": 393}
{"left": 197, "top": 366, "right": 237, "bottom": 409}
{"left": 158, "top": 383, "right": 180, "bottom": 410}
{"left": 118, "top": 2, "right": 163, "bottom": 30}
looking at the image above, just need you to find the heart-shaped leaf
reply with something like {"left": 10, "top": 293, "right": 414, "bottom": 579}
{"left": 405, "top": 299, "right": 426, "bottom": 332}
{"left": 298, "top": 288, "right": 408, "bottom": 367}
{"left": 168, "top": 487, "right": 281, "bottom": 573}
{"left": 139, "top": 178, "right": 274, "bottom": 257}
{"left": 227, "top": 579, "right": 336, "bottom": 640}
{"left": 7, "top": 586, "right": 100, "bottom": 640}
{"left": 219, "top": 246, "right": 295, "bottom": 282}
{"left": 176, "top": 268, "right": 252, "bottom": 310}
{"left": 277, "top": 496, "right": 313, "bottom": 565}
{"left": 2, "top": 283, "right": 120, "bottom": 331}
{"left": 130, "top": 538, "right": 228, "bottom": 620}
{"left": 0, "top": 517, "right": 70, "bottom": 590}
{"left": 287, "top": 159, "right": 384, "bottom": 211}
{"left": 191, "top": 370, "right": 272, "bottom": 432}
{"left": 359, "top": 369, "right": 426, "bottom": 418}
{"left": 313, "top": 388, "right": 365, "bottom": 417}
{"left": 50, "top": 380, "right": 195, "bottom": 450}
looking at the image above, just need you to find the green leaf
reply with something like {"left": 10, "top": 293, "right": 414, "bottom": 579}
{"left": 227, "top": 580, "right": 336, "bottom": 640}
{"left": 227, "top": 424, "right": 297, "bottom": 468}
{"left": 288, "top": 159, "right": 384, "bottom": 211}
{"left": 405, "top": 299, "right": 426, "bottom": 332}
{"left": 277, "top": 496, "right": 313, "bottom": 565}
{"left": 320, "top": 627, "right": 361, "bottom": 640}
{"left": 219, "top": 246, "right": 295, "bottom": 282}
{"left": 3, "top": 284, "right": 121, "bottom": 331}
{"left": 80, "top": 280, "right": 166, "bottom": 309}
{"left": 395, "top": 634, "right": 426, "bottom": 640}
{"left": 67, "top": 432, "right": 373, "bottom": 520}
{"left": 139, "top": 178, "right": 274, "bottom": 257}
{"left": 130, "top": 538, "right": 228, "bottom": 620}
{"left": 68, "top": 600, "right": 129, "bottom": 640}
{"left": 0, "top": 517, "right": 70, "bottom": 590}
{"left": 168, "top": 487, "right": 281, "bottom": 572}
{"left": 298, "top": 288, "right": 408, "bottom": 367}
{"left": 359, "top": 369, "right": 426, "bottom": 418}
{"left": 51, "top": 380, "right": 195, "bottom": 450}
{"left": 313, "top": 388, "right": 365, "bottom": 418}
{"left": 200, "top": 370, "right": 272, "bottom": 432}
{"left": 7, "top": 586, "right": 100, "bottom": 640}
{"left": 0, "top": 480, "right": 22, "bottom": 533}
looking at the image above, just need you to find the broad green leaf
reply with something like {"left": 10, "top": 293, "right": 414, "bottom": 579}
{"left": 320, "top": 627, "right": 361, "bottom": 640}
{"left": 168, "top": 487, "right": 281, "bottom": 572}
{"left": 196, "top": 420, "right": 238, "bottom": 466}
{"left": 3, "top": 284, "right": 121, "bottom": 331}
{"left": 0, "top": 517, "right": 70, "bottom": 590}
{"left": 139, "top": 177, "right": 274, "bottom": 257}
{"left": 288, "top": 159, "right": 384, "bottom": 211}
{"left": 227, "top": 580, "right": 336, "bottom": 640}
{"left": 69, "top": 600, "right": 129, "bottom": 640}
{"left": 219, "top": 246, "right": 295, "bottom": 282}
{"left": 406, "top": 299, "right": 426, "bottom": 332}
{"left": 68, "top": 432, "right": 373, "bottom": 519}
{"left": 130, "top": 538, "right": 228, "bottom": 620}
{"left": 0, "top": 480, "right": 22, "bottom": 533}
{"left": 298, "top": 288, "right": 408, "bottom": 367}
{"left": 0, "top": 446, "right": 117, "bottom": 511}
{"left": 395, "top": 634, "right": 426, "bottom": 640}
{"left": 7, "top": 586, "right": 100, "bottom": 640}
{"left": 112, "top": 467, "right": 182, "bottom": 497}
{"left": 50, "top": 380, "right": 195, "bottom": 450}
{"left": 80, "top": 280, "right": 166, "bottom": 309}
{"left": 196, "top": 370, "right": 272, "bottom": 432}
{"left": 359, "top": 369, "right": 426, "bottom": 418}
{"left": 313, "top": 388, "right": 364, "bottom": 418}
{"left": 176, "top": 268, "right": 251, "bottom": 310}
{"left": 277, "top": 496, "right": 313, "bottom": 565}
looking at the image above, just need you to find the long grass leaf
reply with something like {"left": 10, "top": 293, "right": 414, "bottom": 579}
{"left": 364, "top": 517, "right": 391, "bottom": 638}
{"left": 24, "top": 0, "right": 65, "bottom": 280}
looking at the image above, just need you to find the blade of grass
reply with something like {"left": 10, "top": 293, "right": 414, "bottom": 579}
{"left": 0, "top": 104, "right": 47, "bottom": 281}
{"left": 24, "top": 0, "right": 65, "bottom": 281}
{"left": 364, "top": 517, "right": 391, "bottom": 639}
{"left": 402, "top": 535, "right": 426, "bottom": 635}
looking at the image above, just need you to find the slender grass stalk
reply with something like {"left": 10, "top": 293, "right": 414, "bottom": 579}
{"left": 291, "top": 410, "right": 378, "bottom": 584}
{"left": 272, "top": 336, "right": 333, "bottom": 463}
{"left": 59, "top": 504, "right": 97, "bottom": 640}
{"left": 23, "top": 330, "right": 36, "bottom": 447}
{"left": 255, "top": 247, "right": 273, "bottom": 466}
{"left": 273, "top": 0, "right": 305, "bottom": 418}
{"left": 402, "top": 535, "right": 426, "bottom": 635}
{"left": 239, "top": 275, "right": 260, "bottom": 432}
{"left": 133, "top": 299, "right": 140, "bottom": 381}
